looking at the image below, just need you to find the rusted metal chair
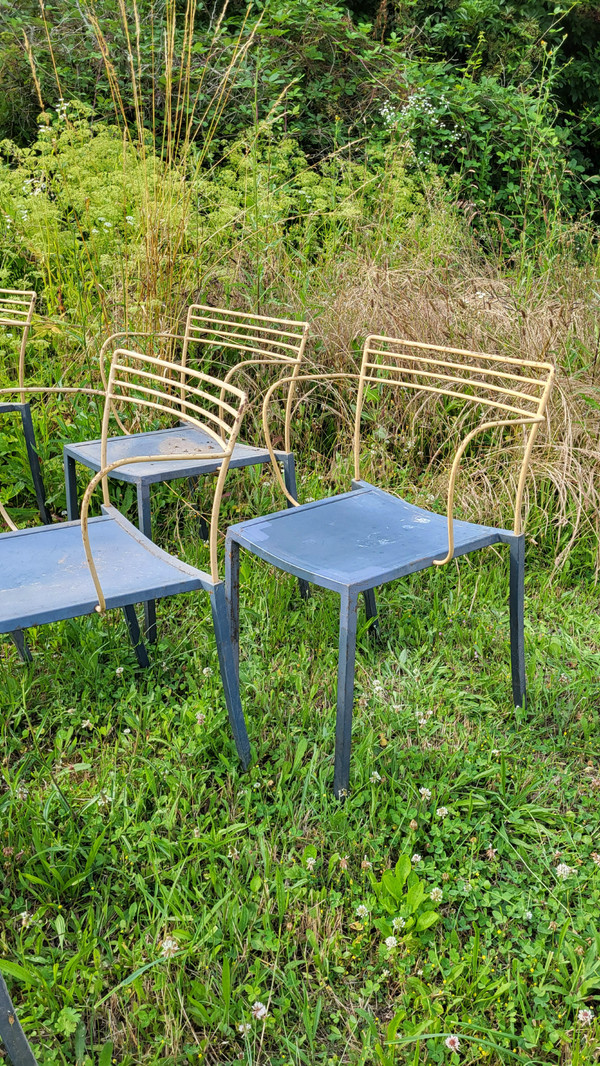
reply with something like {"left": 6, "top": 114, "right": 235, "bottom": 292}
{"left": 225, "top": 335, "right": 555, "bottom": 797}
{"left": 63, "top": 304, "right": 310, "bottom": 640}
{"left": 0, "top": 347, "right": 251, "bottom": 767}
{"left": 0, "top": 972, "right": 38, "bottom": 1066}
{"left": 0, "top": 289, "right": 51, "bottom": 525}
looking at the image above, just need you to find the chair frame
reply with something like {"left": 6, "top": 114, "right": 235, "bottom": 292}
{"left": 64, "top": 304, "right": 310, "bottom": 639}
{"left": 225, "top": 335, "right": 555, "bottom": 796}
{"left": 1, "top": 347, "right": 252, "bottom": 768}
{"left": 0, "top": 289, "right": 51, "bottom": 525}
{"left": 0, "top": 971, "right": 37, "bottom": 1066}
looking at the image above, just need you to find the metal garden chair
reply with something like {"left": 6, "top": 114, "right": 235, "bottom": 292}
{"left": 225, "top": 334, "right": 555, "bottom": 797}
{"left": 63, "top": 304, "right": 310, "bottom": 641}
{"left": 0, "top": 347, "right": 251, "bottom": 767}
{"left": 0, "top": 289, "right": 51, "bottom": 525}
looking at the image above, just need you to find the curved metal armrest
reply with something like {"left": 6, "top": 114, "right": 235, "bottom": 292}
{"left": 433, "top": 413, "right": 545, "bottom": 567}
{"left": 0, "top": 385, "right": 105, "bottom": 398}
{"left": 80, "top": 448, "right": 231, "bottom": 612}
{"left": 261, "top": 372, "right": 359, "bottom": 506}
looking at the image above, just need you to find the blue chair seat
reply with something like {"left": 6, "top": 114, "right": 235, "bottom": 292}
{"left": 64, "top": 426, "right": 276, "bottom": 484}
{"left": 227, "top": 482, "right": 512, "bottom": 593}
{"left": 0, "top": 505, "right": 206, "bottom": 633}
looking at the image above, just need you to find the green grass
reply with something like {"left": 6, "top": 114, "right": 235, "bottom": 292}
{"left": 2, "top": 458, "right": 600, "bottom": 1066}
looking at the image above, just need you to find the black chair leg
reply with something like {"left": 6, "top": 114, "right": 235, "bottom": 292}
{"left": 281, "top": 454, "right": 310, "bottom": 601}
{"left": 363, "top": 587, "right": 380, "bottom": 642}
{"left": 64, "top": 452, "right": 79, "bottom": 521}
{"left": 509, "top": 535, "right": 526, "bottom": 708}
{"left": 210, "top": 581, "right": 251, "bottom": 770}
{"left": 225, "top": 536, "right": 240, "bottom": 679}
{"left": 0, "top": 971, "right": 39, "bottom": 1066}
{"left": 19, "top": 406, "right": 51, "bottom": 526}
{"left": 136, "top": 482, "right": 157, "bottom": 644}
{"left": 122, "top": 605, "right": 150, "bottom": 668}
{"left": 10, "top": 630, "right": 32, "bottom": 663}
{"left": 333, "top": 590, "right": 359, "bottom": 800}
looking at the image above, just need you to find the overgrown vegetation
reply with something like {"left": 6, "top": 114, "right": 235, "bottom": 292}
{"left": 1, "top": 0, "right": 600, "bottom": 1063}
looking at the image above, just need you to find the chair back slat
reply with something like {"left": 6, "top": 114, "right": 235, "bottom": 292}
{"left": 0, "top": 289, "right": 36, "bottom": 402}
{"left": 355, "top": 334, "right": 555, "bottom": 555}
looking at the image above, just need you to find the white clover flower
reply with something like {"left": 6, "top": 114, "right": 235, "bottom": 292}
{"left": 361, "top": 856, "right": 372, "bottom": 869}
{"left": 430, "top": 887, "right": 443, "bottom": 903}
{"left": 445, "top": 1035, "right": 460, "bottom": 1051}
{"left": 228, "top": 846, "right": 240, "bottom": 861}
{"left": 370, "top": 771, "right": 382, "bottom": 783}
{"left": 203, "top": 666, "right": 213, "bottom": 677}
{"left": 251, "top": 1001, "right": 268, "bottom": 1020}
{"left": 578, "top": 1008, "right": 594, "bottom": 1025}
{"left": 19, "top": 911, "right": 33, "bottom": 928}
{"left": 524, "top": 910, "right": 533, "bottom": 920}
{"left": 556, "top": 862, "right": 574, "bottom": 881}
{"left": 115, "top": 666, "right": 124, "bottom": 676}
{"left": 436, "top": 806, "right": 448, "bottom": 818}
{"left": 392, "top": 916, "right": 405, "bottom": 932}
{"left": 384, "top": 935, "right": 397, "bottom": 950}
{"left": 306, "top": 856, "right": 316, "bottom": 871}
{"left": 356, "top": 904, "right": 369, "bottom": 919}
{"left": 419, "top": 787, "right": 431, "bottom": 801}
{"left": 238, "top": 1022, "right": 251, "bottom": 1035}
{"left": 411, "top": 853, "right": 422, "bottom": 865}
{"left": 160, "top": 936, "right": 179, "bottom": 958}
{"left": 195, "top": 711, "right": 206, "bottom": 726}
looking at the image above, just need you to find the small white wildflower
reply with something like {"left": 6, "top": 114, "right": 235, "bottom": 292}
{"left": 196, "top": 711, "right": 206, "bottom": 726}
{"left": 356, "top": 904, "right": 369, "bottom": 919}
{"left": 430, "top": 887, "right": 443, "bottom": 903}
{"left": 115, "top": 666, "right": 124, "bottom": 676}
{"left": 419, "top": 787, "right": 431, "bottom": 801}
{"left": 524, "top": 910, "right": 533, "bottom": 920}
{"left": 251, "top": 1001, "right": 268, "bottom": 1021}
{"left": 445, "top": 1034, "right": 460, "bottom": 1051}
{"left": 381, "top": 968, "right": 390, "bottom": 977}
{"left": 16, "top": 786, "right": 29, "bottom": 801}
{"left": 578, "top": 1008, "right": 594, "bottom": 1025}
{"left": 361, "top": 856, "right": 372, "bottom": 869}
{"left": 411, "top": 853, "right": 422, "bottom": 865}
{"left": 202, "top": 666, "right": 213, "bottom": 677}
{"left": 123, "top": 728, "right": 131, "bottom": 735}
{"left": 591, "top": 852, "right": 600, "bottom": 866}
{"left": 97, "top": 790, "right": 111, "bottom": 808}
{"left": 82, "top": 719, "right": 93, "bottom": 729}
{"left": 556, "top": 862, "right": 574, "bottom": 881}
{"left": 370, "top": 771, "right": 382, "bottom": 783}
{"left": 160, "top": 936, "right": 179, "bottom": 958}
{"left": 306, "top": 856, "right": 316, "bottom": 871}
{"left": 228, "top": 846, "right": 240, "bottom": 861}
{"left": 392, "top": 917, "right": 405, "bottom": 932}
{"left": 238, "top": 1022, "right": 251, "bottom": 1035}
{"left": 384, "top": 935, "right": 397, "bottom": 950}
{"left": 19, "top": 911, "right": 32, "bottom": 929}
{"left": 436, "top": 806, "right": 448, "bottom": 818}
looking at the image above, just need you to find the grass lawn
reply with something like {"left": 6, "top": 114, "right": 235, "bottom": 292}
{"left": 1, "top": 459, "right": 600, "bottom": 1066}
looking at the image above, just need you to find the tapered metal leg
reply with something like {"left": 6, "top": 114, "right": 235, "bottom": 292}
{"left": 363, "top": 587, "right": 380, "bottom": 642}
{"left": 210, "top": 581, "right": 251, "bottom": 769}
{"left": 136, "top": 482, "right": 157, "bottom": 643}
{"left": 187, "top": 477, "right": 209, "bottom": 541}
{"left": 20, "top": 406, "right": 51, "bottom": 526}
{"left": 225, "top": 536, "right": 240, "bottom": 677}
{"left": 281, "top": 454, "right": 310, "bottom": 601}
{"left": 509, "top": 535, "right": 526, "bottom": 708}
{"left": 333, "top": 591, "right": 359, "bottom": 799}
{"left": 10, "top": 630, "right": 32, "bottom": 663}
{"left": 122, "top": 604, "right": 150, "bottom": 668}
{"left": 0, "top": 971, "right": 39, "bottom": 1066}
{"left": 64, "top": 452, "right": 79, "bottom": 521}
